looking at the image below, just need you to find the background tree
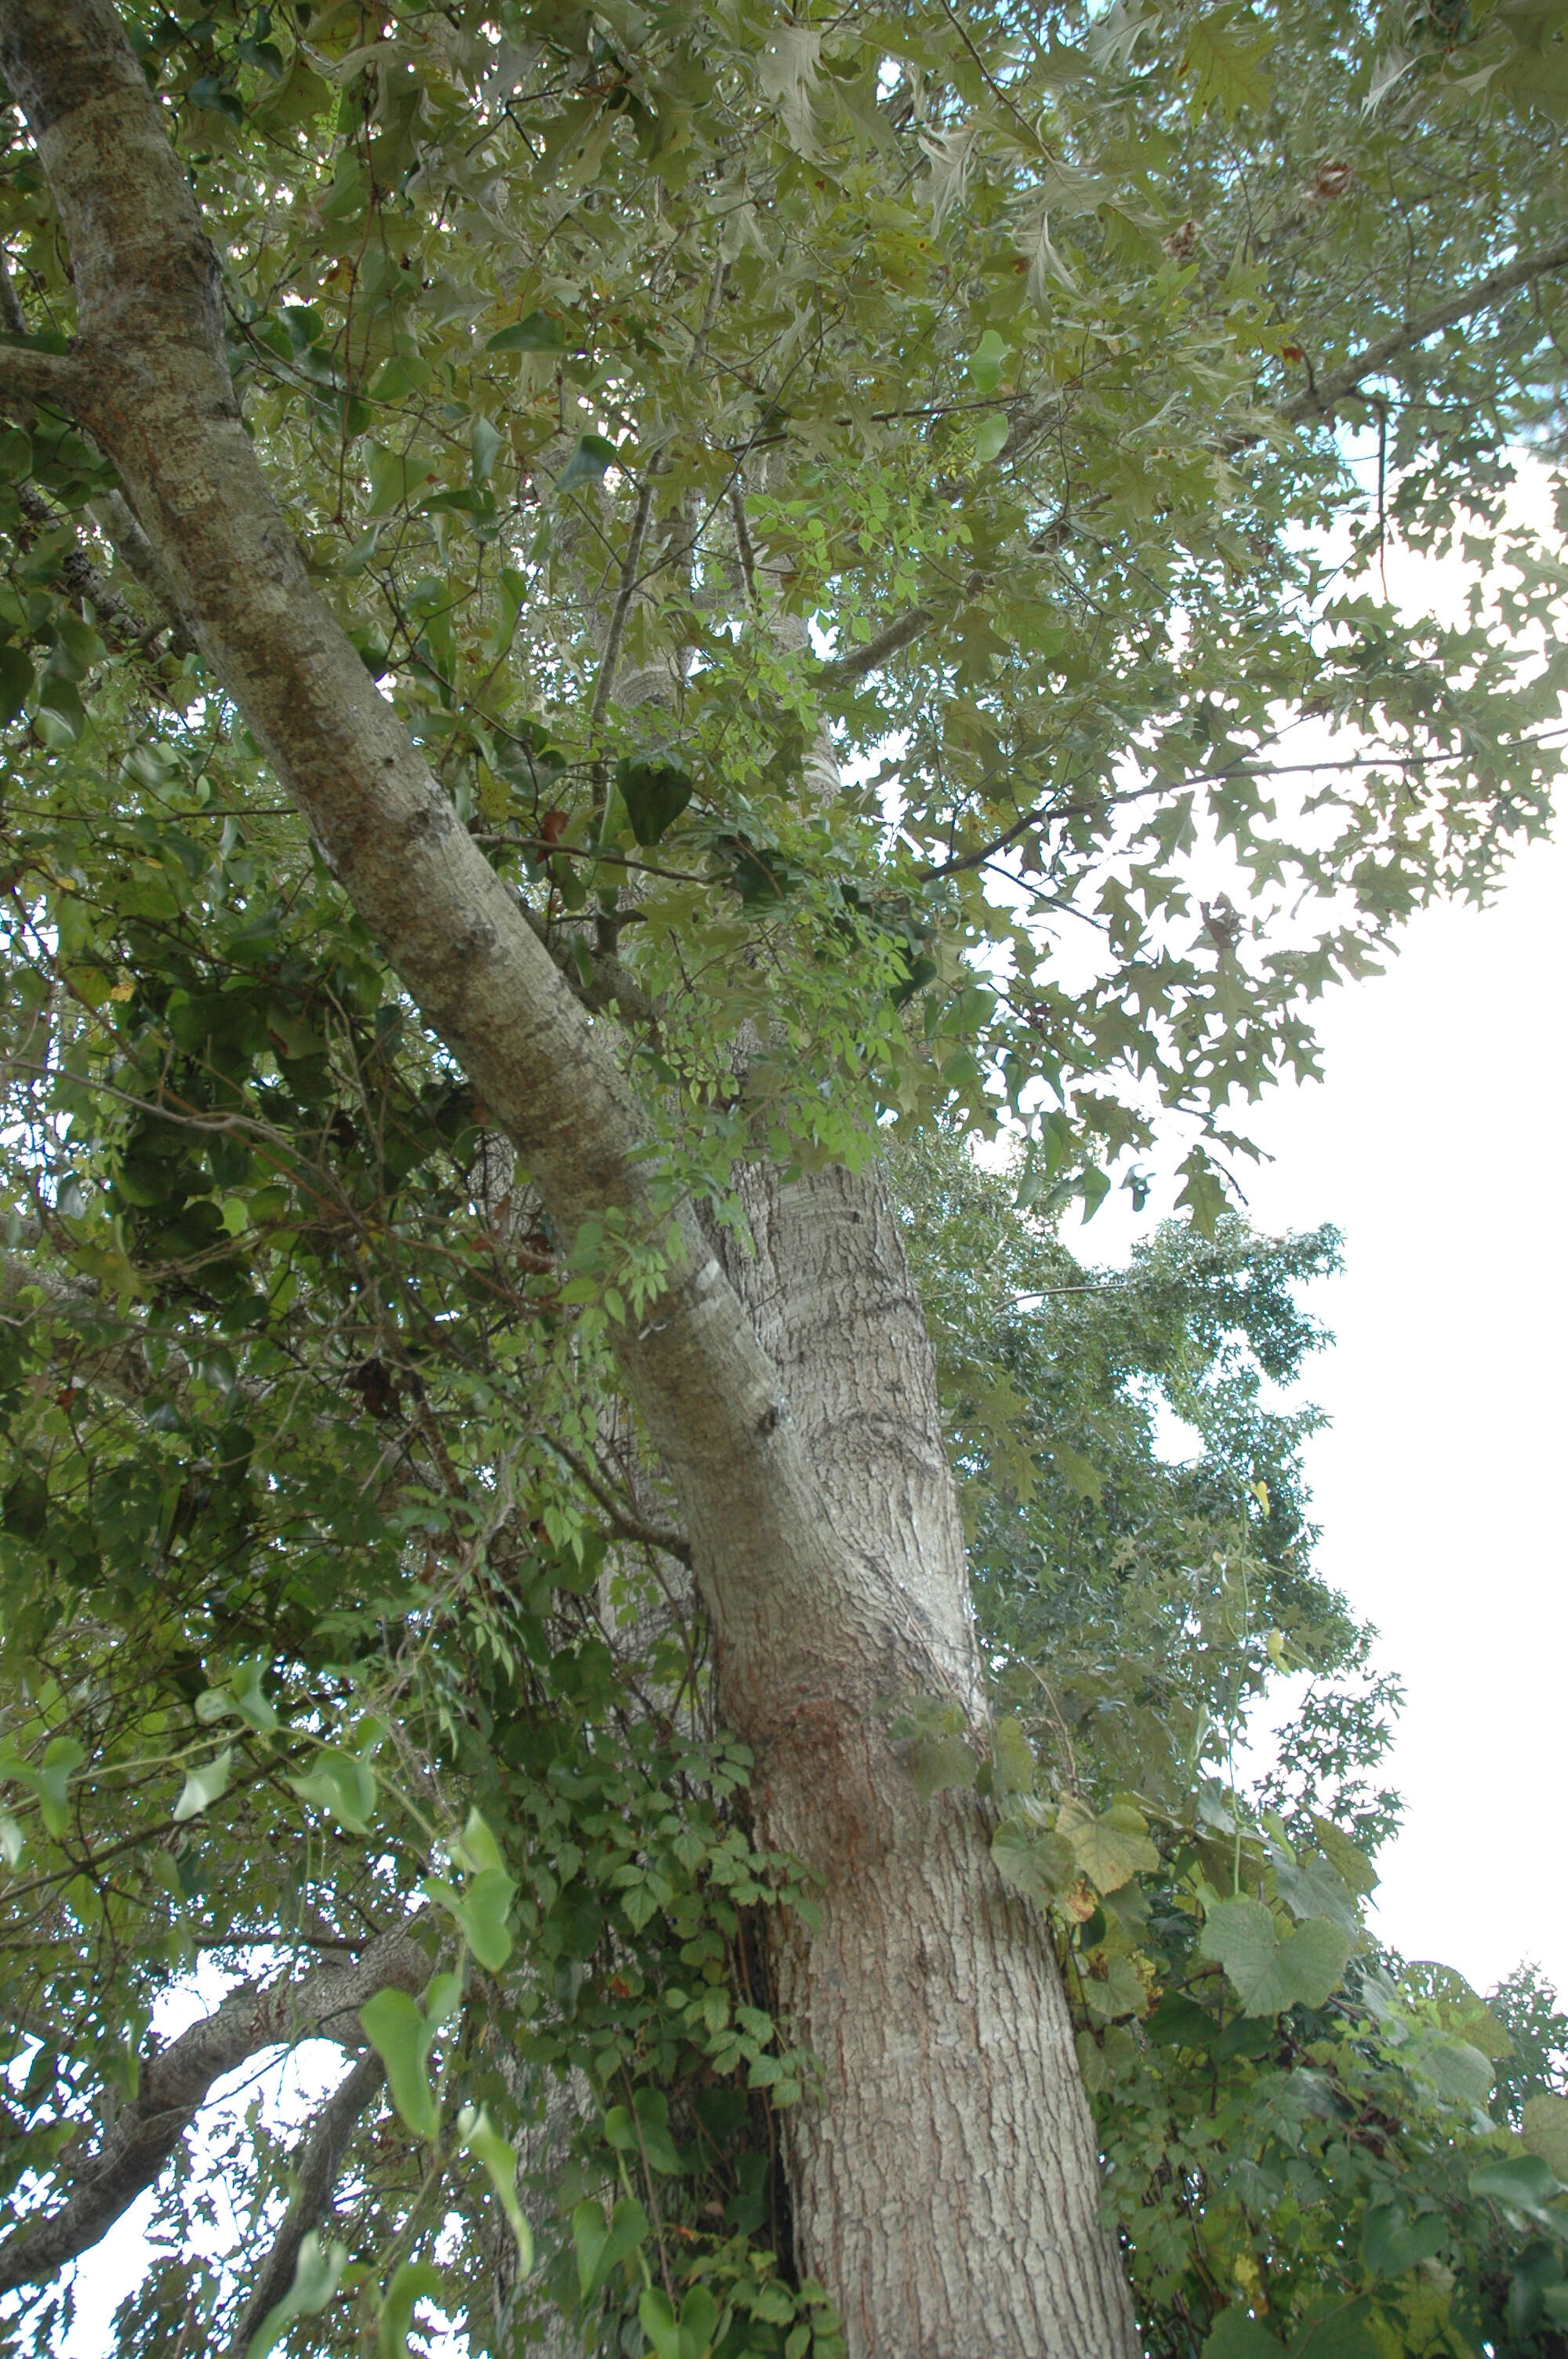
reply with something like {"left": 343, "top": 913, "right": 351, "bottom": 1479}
{"left": 1, "top": 0, "right": 1567, "bottom": 2350}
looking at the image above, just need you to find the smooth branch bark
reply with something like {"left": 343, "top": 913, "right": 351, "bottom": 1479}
{"left": 0, "top": 7, "right": 1138, "bottom": 2349}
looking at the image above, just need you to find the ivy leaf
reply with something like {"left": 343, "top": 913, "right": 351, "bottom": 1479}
{"left": 975, "top": 413, "right": 1011, "bottom": 463}
{"left": 556, "top": 434, "right": 620, "bottom": 495}
{"left": 572, "top": 2196, "right": 650, "bottom": 2302}
{"left": 1359, "top": 2201, "right": 1448, "bottom": 2280}
{"left": 1058, "top": 1797, "right": 1158, "bottom": 1892}
{"left": 909, "top": 1731, "right": 980, "bottom": 1801}
{"left": 377, "top": 2259, "right": 444, "bottom": 2359}
{"left": 1082, "top": 1954, "right": 1149, "bottom": 2021}
{"left": 1273, "top": 1851, "right": 1359, "bottom": 1934}
{"left": 359, "top": 1982, "right": 459, "bottom": 2144}
{"left": 992, "top": 1715, "right": 1036, "bottom": 1796}
{"left": 1203, "top": 2310, "right": 1285, "bottom": 2355}
{"left": 423, "top": 1866, "right": 517, "bottom": 1972}
{"left": 1146, "top": 1991, "right": 1221, "bottom": 2049}
{"left": 1199, "top": 1896, "right": 1352, "bottom": 2016}
{"left": 1289, "top": 2296, "right": 1380, "bottom": 2357}
{"left": 967, "top": 329, "right": 1010, "bottom": 396}
{"left": 245, "top": 2230, "right": 348, "bottom": 2359}
{"left": 616, "top": 758, "right": 694, "bottom": 847}
{"left": 993, "top": 1819, "right": 1076, "bottom": 1903}
{"left": 607, "top": 2087, "right": 684, "bottom": 2172}
{"left": 172, "top": 1746, "right": 233, "bottom": 1823}
{"left": 289, "top": 1748, "right": 376, "bottom": 1833}
{"left": 641, "top": 2284, "right": 721, "bottom": 2359}
{"left": 457, "top": 2103, "right": 534, "bottom": 2271}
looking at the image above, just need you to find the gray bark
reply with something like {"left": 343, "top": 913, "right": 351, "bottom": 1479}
{"left": 0, "top": 6, "right": 1139, "bottom": 2350}
{"left": 0, "top": 1921, "right": 426, "bottom": 2295}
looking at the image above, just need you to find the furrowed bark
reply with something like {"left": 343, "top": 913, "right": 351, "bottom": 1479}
{"left": 1, "top": 9, "right": 1140, "bottom": 2350}
{"left": 724, "top": 1161, "right": 1135, "bottom": 2357}
{"left": 0, "top": 1922, "right": 425, "bottom": 2295}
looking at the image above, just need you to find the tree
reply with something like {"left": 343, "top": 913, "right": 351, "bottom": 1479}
{"left": 0, "top": 0, "right": 1564, "bottom": 2350}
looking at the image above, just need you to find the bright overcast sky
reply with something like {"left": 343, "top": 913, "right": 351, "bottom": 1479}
{"left": 1082, "top": 455, "right": 1568, "bottom": 1998}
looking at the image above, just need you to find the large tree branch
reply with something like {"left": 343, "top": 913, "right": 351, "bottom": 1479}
{"left": 0, "top": 336, "right": 78, "bottom": 413}
{"left": 1274, "top": 227, "right": 1568, "bottom": 426}
{"left": 0, "top": 1921, "right": 426, "bottom": 2295}
{"left": 0, "top": 0, "right": 867, "bottom": 1742}
{"left": 227, "top": 2048, "right": 385, "bottom": 2359}
{"left": 818, "top": 229, "right": 1568, "bottom": 688}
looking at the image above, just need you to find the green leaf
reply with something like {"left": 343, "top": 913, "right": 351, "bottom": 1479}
{"left": 1058, "top": 1797, "right": 1158, "bottom": 1892}
{"left": 641, "top": 2283, "right": 722, "bottom": 2359}
{"left": 360, "top": 1986, "right": 441, "bottom": 2143}
{"left": 1146, "top": 1991, "right": 1221, "bottom": 2049}
{"left": 377, "top": 2259, "right": 444, "bottom": 2359}
{"left": 1181, "top": 9, "right": 1275, "bottom": 117}
{"left": 37, "top": 1736, "right": 85, "bottom": 1837}
{"left": 470, "top": 415, "right": 505, "bottom": 485}
{"left": 967, "top": 329, "right": 1010, "bottom": 396}
{"left": 1198, "top": 1896, "right": 1352, "bottom": 2015}
{"left": 172, "top": 1746, "right": 233, "bottom": 1823}
{"left": 1524, "top": 2094, "right": 1568, "bottom": 2181}
{"left": 1048, "top": 1438, "right": 1105, "bottom": 1503}
{"left": 1272, "top": 1852, "right": 1359, "bottom": 1934}
{"left": 992, "top": 1714, "right": 1036, "bottom": 1796}
{"left": 1417, "top": 2033, "right": 1494, "bottom": 2106}
{"left": 633, "top": 2086, "right": 684, "bottom": 2173}
{"left": 0, "top": 642, "right": 32, "bottom": 727}
{"left": 909, "top": 1730, "right": 980, "bottom": 1801}
{"left": 974, "top": 412, "right": 1010, "bottom": 463}
{"left": 365, "top": 442, "right": 435, "bottom": 517}
{"left": 452, "top": 1808, "right": 504, "bottom": 1876}
{"left": 555, "top": 434, "right": 619, "bottom": 495}
{"left": 1472, "top": 2153, "right": 1563, "bottom": 2215}
{"left": 572, "top": 2196, "right": 649, "bottom": 2302}
{"left": 289, "top": 1748, "right": 376, "bottom": 1833}
{"left": 1359, "top": 2201, "right": 1448, "bottom": 2281}
{"left": 485, "top": 309, "right": 568, "bottom": 353}
{"left": 1203, "top": 2310, "right": 1285, "bottom": 2356}
{"left": 1309, "top": 1817, "right": 1377, "bottom": 1895}
{"left": 230, "top": 1660, "right": 279, "bottom": 1736}
{"left": 424, "top": 1865, "right": 517, "bottom": 1972}
{"left": 1289, "top": 2295, "right": 1379, "bottom": 2357}
{"left": 992, "top": 1819, "right": 1076, "bottom": 1903}
{"left": 615, "top": 757, "right": 694, "bottom": 846}
{"left": 457, "top": 2103, "right": 534, "bottom": 2273}
{"left": 245, "top": 2230, "right": 348, "bottom": 2359}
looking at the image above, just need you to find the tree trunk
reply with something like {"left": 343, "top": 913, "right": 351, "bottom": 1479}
{"left": 0, "top": 5, "right": 1139, "bottom": 2350}
{"left": 722, "top": 1161, "right": 1137, "bottom": 2357}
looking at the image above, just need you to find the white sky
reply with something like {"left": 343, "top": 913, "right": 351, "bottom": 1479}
{"left": 1087, "top": 812, "right": 1568, "bottom": 1994}
{"left": 1078, "top": 452, "right": 1568, "bottom": 1997}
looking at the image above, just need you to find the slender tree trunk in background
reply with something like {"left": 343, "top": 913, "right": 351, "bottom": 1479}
{"left": 0, "top": 4, "right": 1139, "bottom": 2348}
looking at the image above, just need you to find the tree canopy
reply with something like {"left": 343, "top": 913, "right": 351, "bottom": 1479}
{"left": 2, "top": 0, "right": 1567, "bottom": 2350}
